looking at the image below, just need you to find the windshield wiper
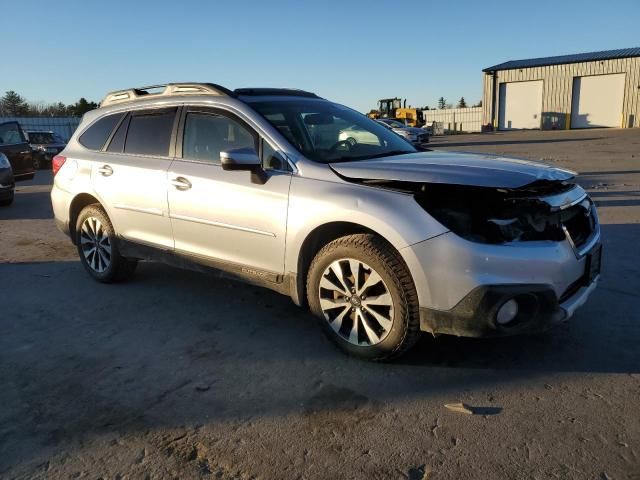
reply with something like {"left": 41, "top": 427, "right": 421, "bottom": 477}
{"left": 330, "top": 150, "right": 414, "bottom": 163}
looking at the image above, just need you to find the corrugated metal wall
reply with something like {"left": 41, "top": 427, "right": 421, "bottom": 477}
{"left": 422, "top": 107, "right": 482, "bottom": 133}
{"left": 0, "top": 117, "right": 81, "bottom": 141}
{"left": 482, "top": 57, "right": 640, "bottom": 129}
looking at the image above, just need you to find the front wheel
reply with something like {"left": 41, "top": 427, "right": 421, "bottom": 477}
{"left": 0, "top": 191, "right": 14, "bottom": 206}
{"left": 307, "top": 233, "right": 421, "bottom": 361}
{"left": 76, "top": 205, "right": 137, "bottom": 283}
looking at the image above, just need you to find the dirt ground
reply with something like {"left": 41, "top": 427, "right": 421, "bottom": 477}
{"left": 1, "top": 128, "right": 639, "bottom": 480}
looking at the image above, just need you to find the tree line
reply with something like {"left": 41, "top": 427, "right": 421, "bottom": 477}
{"left": 0, "top": 91, "right": 98, "bottom": 117}
{"left": 434, "top": 97, "right": 482, "bottom": 110}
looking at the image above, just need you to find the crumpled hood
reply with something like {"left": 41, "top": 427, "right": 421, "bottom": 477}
{"left": 330, "top": 150, "right": 575, "bottom": 189}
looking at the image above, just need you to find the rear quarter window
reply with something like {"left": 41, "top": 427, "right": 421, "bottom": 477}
{"left": 79, "top": 113, "right": 125, "bottom": 150}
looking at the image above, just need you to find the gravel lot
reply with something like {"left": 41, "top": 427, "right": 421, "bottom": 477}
{"left": 1, "top": 128, "right": 639, "bottom": 479}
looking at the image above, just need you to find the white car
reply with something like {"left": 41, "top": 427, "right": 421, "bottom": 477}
{"left": 338, "top": 124, "right": 380, "bottom": 146}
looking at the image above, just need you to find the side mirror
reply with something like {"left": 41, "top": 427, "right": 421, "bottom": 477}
{"left": 220, "top": 147, "right": 261, "bottom": 172}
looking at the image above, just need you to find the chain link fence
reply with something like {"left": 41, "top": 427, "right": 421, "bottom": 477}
{"left": 0, "top": 117, "right": 81, "bottom": 142}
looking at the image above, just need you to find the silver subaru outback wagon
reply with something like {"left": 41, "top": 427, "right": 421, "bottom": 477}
{"left": 51, "top": 83, "right": 601, "bottom": 360}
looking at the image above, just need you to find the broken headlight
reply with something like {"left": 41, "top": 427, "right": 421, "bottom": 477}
{"left": 415, "top": 184, "right": 566, "bottom": 244}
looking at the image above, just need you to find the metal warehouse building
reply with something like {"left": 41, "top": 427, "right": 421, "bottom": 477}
{"left": 482, "top": 47, "right": 640, "bottom": 130}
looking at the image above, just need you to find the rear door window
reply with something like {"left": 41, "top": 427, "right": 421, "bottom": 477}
{"left": 124, "top": 108, "right": 177, "bottom": 157}
{"left": 79, "top": 113, "right": 124, "bottom": 150}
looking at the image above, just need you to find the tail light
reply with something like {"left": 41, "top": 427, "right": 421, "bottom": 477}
{"left": 52, "top": 155, "right": 66, "bottom": 176}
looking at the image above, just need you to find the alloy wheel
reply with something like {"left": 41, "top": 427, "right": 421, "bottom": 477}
{"left": 318, "top": 258, "right": 394, "bottom": 346}
{"left": 79, "top": 216, "right": 111, "bottom": 273}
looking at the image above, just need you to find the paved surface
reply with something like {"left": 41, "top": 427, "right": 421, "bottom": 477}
{"left": 1, "top": 128, "right": 639, "bottom": 479}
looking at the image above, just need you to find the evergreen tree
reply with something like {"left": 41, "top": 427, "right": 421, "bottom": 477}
{"left": 457, "top": 97, "right": 468, "bottom": 108}
{"left": 437, "top": 97, "right": 447, "bottom": 110}
{"left": 69, "top": 98, "right": 98, "bottom": 116}
{"left": 0, "top": 91, "right": 29, "bottom": 116}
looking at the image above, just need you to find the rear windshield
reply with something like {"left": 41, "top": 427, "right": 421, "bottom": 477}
{"left": 247, "top": 99, "right": 415, "bottom": 163}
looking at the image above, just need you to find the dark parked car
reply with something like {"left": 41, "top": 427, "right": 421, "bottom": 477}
{"left": 0, "top": 121, "right": 34, "bottom": 181}
{"left": 25, "top": 130, "right": 67, "bottom": 169}
{"left": 0, "top": 152, "right": 15, "bottom": 206}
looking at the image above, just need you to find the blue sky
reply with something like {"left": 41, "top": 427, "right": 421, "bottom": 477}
{"left": 4, "top": 0, "right": 639, "bottom": 113}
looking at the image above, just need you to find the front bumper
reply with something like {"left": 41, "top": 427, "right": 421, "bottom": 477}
{"left": 401, "top": 231, "right": 600, "bottom": 337}
{"left": 419, "top": 276, "right": 599, "bottom": 337}
{"left": 0, "top": 185, "right": 14, "bottom": 200}
{"left": 407, "top": 135, "right": 429, "bottom": 146}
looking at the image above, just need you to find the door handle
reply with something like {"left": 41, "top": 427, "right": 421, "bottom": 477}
{"left": 170, "top": 176, "right": 192, "bottom": 190}
{"left": 98, "top": 165, "right": 113, "bottom": 177}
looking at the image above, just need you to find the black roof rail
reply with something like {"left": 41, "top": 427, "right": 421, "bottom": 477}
{"left": 234, "top": 88, "right": 320, "bottom": 98}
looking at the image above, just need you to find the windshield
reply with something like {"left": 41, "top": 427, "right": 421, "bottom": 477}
{"left": 247, "top": 99, "right": 415, "bottom": 163}
{"left": 27, "top": 132, "right": 56, "bottom": 144}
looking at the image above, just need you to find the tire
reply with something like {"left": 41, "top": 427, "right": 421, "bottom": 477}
{"left": 307, "top": 233, "right": 421, "bottom": 361}
{"left": 0, "top": 191, "right": 14, "bottom": 206}
{"left": 75, "top": 204, "right": 137, "bottom": 283}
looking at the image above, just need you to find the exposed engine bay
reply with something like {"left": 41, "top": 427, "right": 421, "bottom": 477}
{"left": 353, "top": 178, "right": 596, "bottom": 247}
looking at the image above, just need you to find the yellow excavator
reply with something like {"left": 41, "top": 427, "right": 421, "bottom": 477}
{"left": 367, "top": 97, "right": 423, "bottom": 127}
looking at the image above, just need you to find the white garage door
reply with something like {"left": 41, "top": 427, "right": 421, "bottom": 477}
{"left": 498, "top": 80, "right": 543, "bottom": 130}
{"left": 571, "top": 74, "right": 626, "bottom": 129}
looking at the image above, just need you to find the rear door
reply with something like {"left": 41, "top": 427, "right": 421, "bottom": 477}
{"left": 0, "top": 122, "right": 34, "bottom": 180}
{"left": 91, "top": 107, "right": 177, "bottom": 249}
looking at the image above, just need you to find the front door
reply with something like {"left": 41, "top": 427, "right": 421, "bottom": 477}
{"left": 0, "top": 122, "right": 34, "bottom": 179}
{"left": 167, "top": 107, "right": 291, "bottom": 275}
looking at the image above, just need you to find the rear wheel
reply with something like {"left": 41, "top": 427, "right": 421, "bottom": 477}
{"left": 307, "top": 233, "right": 421, "bottom": 361}
{"left": 76, "top": 205, "right": 137, "bottom": 283}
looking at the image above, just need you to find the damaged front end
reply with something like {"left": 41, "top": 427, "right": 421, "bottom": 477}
{"left": 330, "top": 154, "right": 601, "bottom": 337}
{"left": 413, "top": 180, "right": 599, "bottom": 254}
{"left": 354, "top": 177, "right": 599, "bottom": 255}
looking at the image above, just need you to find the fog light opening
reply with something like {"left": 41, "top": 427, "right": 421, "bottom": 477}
{"left": 496, "top": 298, "right": 519, "bottom": 325}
